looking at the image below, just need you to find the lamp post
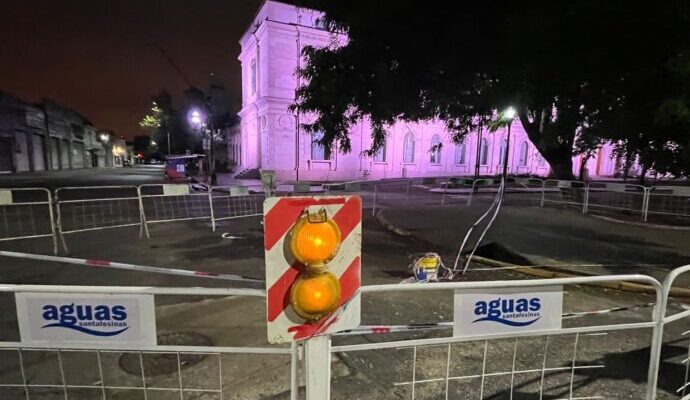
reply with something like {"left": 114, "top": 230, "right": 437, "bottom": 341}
{"left": 501, "top": 107, "right": 516, "bottom": 181}
{"left": 188, "top": 109, "right": 217, "bottom": 185}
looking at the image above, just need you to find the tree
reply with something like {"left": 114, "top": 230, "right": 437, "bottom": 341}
{"left": 290, "top": 1, "right": 690, "bottom": 179}
{"left": 139, "top": 90, "right": 199, "bottom": 155}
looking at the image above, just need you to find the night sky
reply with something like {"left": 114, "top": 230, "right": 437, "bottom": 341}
{"left": 0, "top": 0, "right": 264, "bottom": 139}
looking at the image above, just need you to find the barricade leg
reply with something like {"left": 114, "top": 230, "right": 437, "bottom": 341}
{"left": 209, "top": 190, "right": 217, "bottom": 232}
{"left": 305, "top": 335, "right": 331, "bottom": 400}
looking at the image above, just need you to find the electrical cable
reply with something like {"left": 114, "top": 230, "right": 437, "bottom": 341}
{"left": 452, "top": 177, "right": 505, "bottom": 273}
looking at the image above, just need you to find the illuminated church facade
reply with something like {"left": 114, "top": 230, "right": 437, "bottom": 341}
{"left": 236, "top": 1, "right": 621, "bottom": 181}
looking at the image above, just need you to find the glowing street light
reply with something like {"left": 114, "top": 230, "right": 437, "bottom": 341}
{"left": 504, "top": 106, "right": 516, "bottom": 121}
{"left": 99, "top": 133, "right": 110, "bottom": 143}
{"left": 188, "top": 109, "right": 205, "bottom": 129}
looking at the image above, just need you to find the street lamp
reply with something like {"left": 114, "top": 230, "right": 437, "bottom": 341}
{"left": 189, "top": 110, "right": 204, "bottom": 128}
{"left": 187, "top": 107, "right": 217, "bottom": 185}
{"left": 501, "top": 107, "right": 516, "bottom": 181}
{"left": 99, "top": 133, "right": 110, "bottom": 143}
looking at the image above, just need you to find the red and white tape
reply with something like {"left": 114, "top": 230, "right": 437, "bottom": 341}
{"left": 0, "top": 250, "right": 263, "bottom": 285}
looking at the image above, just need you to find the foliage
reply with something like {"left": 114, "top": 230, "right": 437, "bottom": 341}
{"left": 290, "top": 1, "right": 690, "bottom": 179}
{"left": 139, "top": 90, "right": 201, "bottom": 155}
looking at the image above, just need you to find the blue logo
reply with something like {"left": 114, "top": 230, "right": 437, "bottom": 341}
{"left": 473, "top": 297, "right": 541, "bottom": 327}
{"left": 41, "top": 303, "right": 129, "bottom": 336}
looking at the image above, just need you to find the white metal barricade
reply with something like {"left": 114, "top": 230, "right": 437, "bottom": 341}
{"left": 55, "top": 186, "right": 142, "bottom": 254}
{"left": 585, "top": 182, "right": 647, "bottom": 219}
{"left": 540, "top": 179, "right": 588, "bottom": 212}
{"left": 0, "top": 284, "right": 297, "bottom": 400}
{"left": 312, "top": 275, "right": 664, "bottom": 400}
{"left": 649, "top": 264, "right": 690, "bottom": 400}
{"left": 209, "top": 186, "right": 264, "bottom": 231}
{"left": 0, "top": 187, "right": 57, "bottom": 254}
{"left": 138, "top": 184, "right": 212, "bottom": 238}
{"left": 466, "top": 178, "right": 500, "bottom": 206}
{"left": 645, "top": 186, "right": 690, "bottom": 224}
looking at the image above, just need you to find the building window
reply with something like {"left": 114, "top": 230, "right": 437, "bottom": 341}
{"left": 499, "top": 139, "right": 507, "bottom": 165}
{"left": 480, "top": 138, "right": 489, "bottom": 166}
{"left": 373, "top": 139, "right": 386, "bottom": 162}
{"left": 311, "top": 130, "right": 330, "bottom": 160}
{"left": 519, "top": 142, "right": 529, "bottom": 166}
{"left": 455, "top": 142, "right": 466, "bottom": 165}
{"left": 429, "top": 134, "right": 442, "bottom": 164}
{"left": 403, "top": 131, "right": 415, "bottom": 163}
{"left": 536, "top": 152, "right": 546, "bottom": 167}
{"left": 250, "top": 59, "right": 257, "bottom": 95}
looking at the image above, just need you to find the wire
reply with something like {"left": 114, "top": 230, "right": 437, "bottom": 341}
{"left": 452, "top": 177, "right": 505, "bottom": 273}
{"left": 461, "top": 177, "right": 506, "bottom": 274}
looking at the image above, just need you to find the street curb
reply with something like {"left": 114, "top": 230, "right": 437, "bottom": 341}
{"left": 471, "top": 255, "right": 690, "bottom": 298}
{"left": 590, "top": 214, "right": 690, "bottom": 231}
{"left": 375, "top": 209, "right": 411, "bottom": 237}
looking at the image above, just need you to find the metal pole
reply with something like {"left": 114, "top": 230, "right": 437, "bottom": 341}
{"left": 210, "top": 128, "right": 217, "bottom": 186}
{"left": 305, "top": 335, "right": 331, "bottom": 400}
{"left": 475, "top": 123, "right": 483, "bottom": 179}
{"left": 502, "top": 122, "right": 512, "bottom": 182}
{"left": 167, "top": 131, "right": 171, "bottom": 155}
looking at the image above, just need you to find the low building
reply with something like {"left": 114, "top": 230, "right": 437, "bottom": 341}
{"left": 0, "top": 91, "right": 120, "bottom": 173}
{"left": 236, "top": 1, "right": 622, "bottom": 181}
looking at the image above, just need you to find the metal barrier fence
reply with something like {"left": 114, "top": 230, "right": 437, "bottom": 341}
{"left": 320, "top": 274, "right": 665, "bottom": 400}
{"left": 585, "top": 182, "right": 647, "bottom": 219}
{"left": 6, "top": 266, "right": 690, "bottom": 398}
{"left": 540, "top": 179, "right": 588, "bottom": 212}
{"left": 0, "top": 188, "right": 57, "bottom": 254}
{"left": 651, "top": 264, "right": 690, "bottom": 400}
{"left": 645, "top": 186, "right": 690, "bottom": 224}
{"left": 209, "top": 186, "right": 264, "bottom": 231}
{"left": 0, "top": 284, "right": 297, "bottom": 400}
{"left": 55, "top": 186, "right": 142, "bottom": 254}
{"left": 139, "top": 184, "right": 213, "bottom": 238}
{"left": 466, "top": 177, "right": 545, "bottom": 206}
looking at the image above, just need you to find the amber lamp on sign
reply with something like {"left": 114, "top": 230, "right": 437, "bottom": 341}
{"left": 289, "top": 209, "right": 342, "bottom": 321}
{"left": 289, "top": 210, "right": 341, "bottom": 267}
{"left": 290, "top": 269, "right": 341, "bottom": 320}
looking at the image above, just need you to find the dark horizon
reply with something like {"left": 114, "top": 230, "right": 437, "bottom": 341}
{"left": 0, "top": 0, "right": 263, "bottom": 139}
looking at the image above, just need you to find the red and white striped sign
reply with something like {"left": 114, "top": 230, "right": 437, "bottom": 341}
{"left": 263, "top": 196, "right": 361, "bottom": 343}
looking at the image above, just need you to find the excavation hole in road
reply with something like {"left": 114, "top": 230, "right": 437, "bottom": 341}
{"left": 119, "top": 332, "right": 214, "bottom": 376}
{"left": 469, "top": 241, "right": 534, "bottom": 266}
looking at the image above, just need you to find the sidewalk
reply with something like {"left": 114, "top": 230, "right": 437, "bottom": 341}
{"left": 380, "top": 203, "right": 690, "bottom": 285}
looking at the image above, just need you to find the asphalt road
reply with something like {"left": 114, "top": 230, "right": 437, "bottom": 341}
{"left": 1, "top": 179, "right": 689, "bottom": 398}
{"left": 0, "top": 164, "right": 166, "bottom": 189}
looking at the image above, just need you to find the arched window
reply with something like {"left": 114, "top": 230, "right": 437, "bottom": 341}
{"left": 536, "top": 152, "right": 546, "bottom": 166}
{"left": 311, "top": 130, "right": 330, "bottom": 160}
{"left": 480, "top": 138, "right": 489, "bottom": 165}
{"left": 403, "top": 131, "right": 415, "bottom": 163}
{"left": 455, "top": 142, "right": 466, "bottom": 165}
{"left": 429, "top": 134, "right": 442, "bottom": 164}
{"left": 250, "top": 59, "right": 257, "bottom": 95}
{"left": 373, "top": 139, "right": 386, "bottom": 162}
{"left": 519, "top": 141, "right": 529, "bottom": 166}
{"left": 499, "top": 139, "right": 508, "bottom": 165}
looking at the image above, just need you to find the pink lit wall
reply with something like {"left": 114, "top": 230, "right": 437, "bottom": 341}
{"left": 237, "top": 1, "right": 621, "bottom": 181}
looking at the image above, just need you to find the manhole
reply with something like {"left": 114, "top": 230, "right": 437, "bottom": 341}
{"left": 119, "top": 332, "right": 214, "bottom": 376}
